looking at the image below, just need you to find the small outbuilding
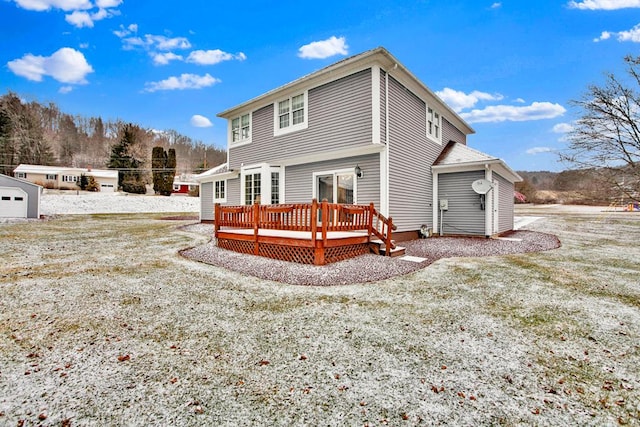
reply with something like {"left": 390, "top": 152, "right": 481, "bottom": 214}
{"left": 0, "top": 173, "right": 42, "bottom": 219}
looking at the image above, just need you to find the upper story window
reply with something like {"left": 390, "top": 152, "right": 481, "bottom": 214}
{"left": 274, "top": 91, "right": 308, "bottom": 136}
{"left": 427, "top": 107, "right": 441, "bottom": 143}
{"left": 231, "top": 113, "right": 251, "bottom": 144}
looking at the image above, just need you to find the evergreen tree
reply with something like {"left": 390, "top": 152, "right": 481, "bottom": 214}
{"left": 108, "top": 123, "right": 145, "bottom": 193}
{"left": 152, "top": 146, "right": 166, "bottom": 194}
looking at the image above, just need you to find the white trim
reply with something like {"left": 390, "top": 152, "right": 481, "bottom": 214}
{"left": 485, "top": 168, "right": 493, "bottom": 236}
{"left": 228, "top": 112, "right": 252, "bottom": 147}
{"left": 239, "top": 163, "right": 282, "bottom": 205}
{"left": 371, "top": 65, "right": 381, "bottom": 145}
{"left": 214, "top": 179, "right": 227, "bottom": 203}
{"left": 379, "top": 69, "right": 390, "bottom": 217}
{"left": 273, "top": 91, "right": 309, "bottom": 137}
{"left": 492, "top": 177, "right": 500, "bottom": 236}
{"left": 432, "top": 169, "right": 440, "bottom": 234}
{"left": 272, "top": 144, "right": 385, "bottom": 167}
{"left": 312, "top": 168, "right": 358, "bottom": 204}
{"left": 433, "top": 159, "right": 522, "bottom": 183}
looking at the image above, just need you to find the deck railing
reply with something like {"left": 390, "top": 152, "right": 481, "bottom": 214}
{"left": 214, "top": 199, "right": 396, "bottom": 255}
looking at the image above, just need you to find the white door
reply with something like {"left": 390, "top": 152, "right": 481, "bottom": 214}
{"left": 0, "top": 187, "right": 28, "bottom": 218}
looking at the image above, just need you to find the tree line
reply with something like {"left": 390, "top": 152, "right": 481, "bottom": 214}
{"left": 0, "top": 91, "right": 226, "bottom": 178}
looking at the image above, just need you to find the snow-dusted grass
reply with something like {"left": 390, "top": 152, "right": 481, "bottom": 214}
{"left": 1, "top": 204, "right": 639, "bottom": 425}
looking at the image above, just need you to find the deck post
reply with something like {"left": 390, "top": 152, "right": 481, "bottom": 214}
{"left": 214, "top": 203, "right": 220, "bottom": 238}
{"left": 321, "top": 199, "right": 328, "bottom": 244}
{"left": 253, "top": 201, "right": 260, "bottom": 255}
{"left": 385, "top": 217, "right": 394, "bottom": 256}
{"left": 368, "top": 202, "right": 374, "bottom": 239}
{"left": 312, "top": 198, "right": 324, "bottom": 265}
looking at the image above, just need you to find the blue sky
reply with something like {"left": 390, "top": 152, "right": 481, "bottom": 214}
{"left": 2, "top": 0, "right": 640, "bottom": 171}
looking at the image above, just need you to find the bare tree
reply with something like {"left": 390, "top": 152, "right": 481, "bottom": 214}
{"left": 561, "top": 55, "right": 640, "bottom": 201}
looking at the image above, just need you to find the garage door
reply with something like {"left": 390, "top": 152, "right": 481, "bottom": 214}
{"left": 0, "top": 187, "right": 28, "bottom": 218}
{"left": 100, "top": 183, "right": 115, "bottom": 192}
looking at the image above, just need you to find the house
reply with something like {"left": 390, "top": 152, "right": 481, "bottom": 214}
{"left": 0, "top": 173, "right": 42, "bottom": 219}
{"left": 172, "top": 174, "right": 199, "bottom": 195}
{"left": 13, "top": 164, "right": 118, "bottom": 193}
{"left": 196, "top": 47, "right": 521, "bottom": 239}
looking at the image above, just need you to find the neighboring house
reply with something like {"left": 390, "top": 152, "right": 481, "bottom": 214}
{"left": 172, "top": 174, "right": 199, "bottom": 195}
{"left": 0, "top": 173, "right": 42, "bottom": 219}
{"left": 196, "top": 47, "right": 521, "bottom": 238}
{"left": 13, "top": 164, "right": 118, "bottom": 193}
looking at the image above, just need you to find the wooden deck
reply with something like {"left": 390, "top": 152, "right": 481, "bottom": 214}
{"left": 214, "top": 199, "right": 396, "bottom": 265}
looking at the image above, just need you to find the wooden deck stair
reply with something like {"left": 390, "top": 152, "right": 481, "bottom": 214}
{"left": 369, "top": 239, "right": 406, "bottom": 257}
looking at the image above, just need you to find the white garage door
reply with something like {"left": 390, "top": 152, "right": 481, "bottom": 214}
{"left": 101, "top": 183, "right": 115, "bottom": 193}
{"left": 0, "top": 187, "right": 28, "bottom": 218}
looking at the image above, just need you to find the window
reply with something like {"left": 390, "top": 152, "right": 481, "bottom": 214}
{"left": 271, "top": 172, "right": 279, "bottom": 204}
{"left": 274, "top": 92, "right": 308, "bottom": 136}
{"left": 314, "top": 169, "right": 357, "bottom": 205}
{"left": 215, "top": 180, "right": 226, "bottom": 201}
{"left": 46, "top": 174, "right": 57, "bottom": 180}
{"left": 1, "top": 196, "right": 9, "bottom": 201}
{"left": 231, "top": 113, "right": 251, "bottom": 144}
{"left": 62, "top": 175, "right": 77, "bottom": 183}
{"left": 244, "top": 173, "right": 261, "bottom": 205}
{"left": 14, "top": 197, "right": 23, "bottom": 201}
{"left": 15, "top": 172, "right": 26, "bottom": 179}
{"left": 427, "top": 107, "right": 441, "bottom": 142}
{"left": 173, "top": 184, "right": 180, "bottom": 191}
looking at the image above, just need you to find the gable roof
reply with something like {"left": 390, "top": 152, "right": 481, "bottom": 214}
{"left": 217, "top": 47, "right": 474, "bottom": 136}
{"left": 0, "top": 173, "right": 42, "bottom": 189}
{"left": 433, "top": 141, "right": 522, "bottom": 183}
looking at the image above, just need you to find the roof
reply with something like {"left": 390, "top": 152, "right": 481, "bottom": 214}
{"left": 194, "top": 162, "right": 239, "bottom": 183}
{"left": 433, "top": 141, "right": 522, "bottom": 183}
{"left": 217, "top": 47, "right": 474, "bottom": 136}
{"left": 13, "top": 164, "right": 118, "bottom": 179}
{"left": 0, "top": 173, "right": 42, "bottom": 189}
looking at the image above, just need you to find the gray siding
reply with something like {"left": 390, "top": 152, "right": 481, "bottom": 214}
{"left": 229, "top": 69, "right": 373, "bottom": 169}
{"left": 442, "top": 117, "right": 467, "bottom": 145}
{"left": 227, "top": 178, "right": 241, "bottom": 205}
{"left": 438, "top": 170, "right": 486, "bottom": 236}
{"left": 200, "top": 181, "right": 214, "bottom": 221}
{"left": 285, "top": 153, "right": 380, "bottom": 206}
{"left": 495, "top": 173, "right": 515, "bottom": 234}
{"left": 387, "top": 76, "right": 443, "bottom": 232}
{"left": 0, "top": 175, "right": 40, "bottom": 218}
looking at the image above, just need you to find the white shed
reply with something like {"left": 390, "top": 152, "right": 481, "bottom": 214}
{"left": 0, "top": 174, "right": 42, "bottom": 219}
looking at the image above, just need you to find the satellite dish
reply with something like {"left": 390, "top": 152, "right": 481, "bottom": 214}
{"left": 472, "top": 179, "right": 493, "bottom": 194}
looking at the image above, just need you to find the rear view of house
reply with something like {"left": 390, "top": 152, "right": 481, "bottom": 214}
{"left": 197, "top": 47, "right": 521, "bottom": 238}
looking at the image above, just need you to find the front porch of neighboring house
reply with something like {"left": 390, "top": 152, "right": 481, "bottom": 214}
{"left": 214, "top": 199, "right": 405, "bottom": 265}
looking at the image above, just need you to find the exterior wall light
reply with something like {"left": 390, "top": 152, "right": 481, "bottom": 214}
{"left": 355, "top": 165, "right": 363, "bottom": 178}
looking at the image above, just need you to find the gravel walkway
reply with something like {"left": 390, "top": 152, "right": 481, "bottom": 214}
{"left": 181, "top": 224, "right": 561, "bottom": 286}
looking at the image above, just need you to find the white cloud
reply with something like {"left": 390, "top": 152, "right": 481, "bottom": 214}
{"left": 568, "top": 0, "right": 640, "bottom": 9}
{"left": 152, "top": 52, "right": 183, "bottom": 65}
{"left": 144, "top": 73, "right": 220, "bottom": 92}
{"left": 8, "top": 47, "right": 93, "bottom": 84}
{"left": 491, "top": 2, "right": 502, "bottom": 9}
{"left": 436, "top": 88, "right": 504, "bottom": 113}
{"left": 526, "top": 147, "right": 555, "bottom": 154}
{"left": 114, "top": 23, "right": 137, "bottom": 38}
{"left": 96, "top": 0, "right": 121, "bottom": 7}
{"left": 553, "top": 122, "right": 574, "bottom": 133}
{"left": 118, "top": 33, "right": 191, "bottom": 51}
{"left": 13, "top": 0, "right": 92, "bottom": 11}
{"left": 515, "top": 98, "right": 526, "bottom": 103}
{"left": 298, "top": 36, "right": 348, "bottom": 59}
{"left": 190, "top": 115, "right": 213, "bottom": 127}
{"left": 14, "top": 0, "right": 121, "bottom": 27}
{"left": 460, "top": 102, "right": 567, "bottom": 123}
{"left": 593, "top": 23, "right": 640, "bottom": 42}
{"left": 187, "top": 49, "right": 247, "bottom": 65}
{"left": 59, "top": 85, "right": 73, "bottom": 94}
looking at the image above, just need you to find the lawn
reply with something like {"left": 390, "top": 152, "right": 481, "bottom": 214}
{"left": 0, "top": 207, "right": 639, "bottom": 426}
